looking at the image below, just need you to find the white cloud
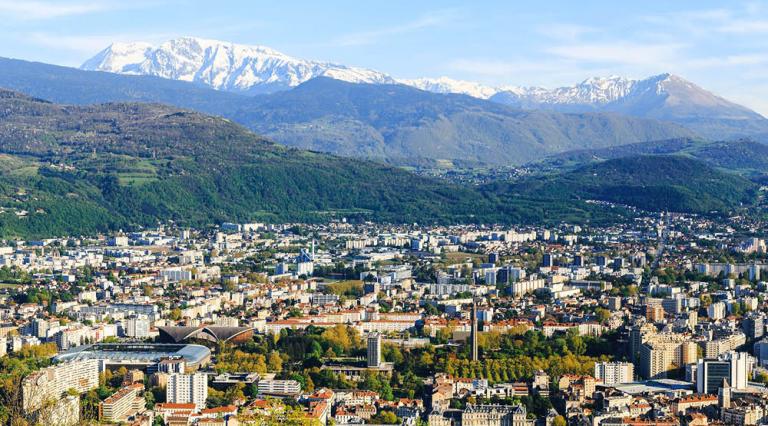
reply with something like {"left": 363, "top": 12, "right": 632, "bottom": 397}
{"left": 537, "top": 24, "right": 596, "bottom": 41}
{"left": 0, "top": 0, "right": 172, "bottom": 21}
{"left": 23, "top": 31, "right": 173, "bottom": 64}
{"left": 546, "top": 42, "right": 684, "bottom": 66}
{"left": 718, "top": 19, "right": 768, "bottom": 33}
{"left": 0, "top": 0, "right": 114, "bottom": 20}
{"left": 334, "top": 10, "right": 456, "bottom": 47}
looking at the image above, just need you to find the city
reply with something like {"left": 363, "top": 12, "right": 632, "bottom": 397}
{"left": 1, "top": 1, "right": 768, "bottom": 425}
{"left": 0, "top": 213, "right": 764, "bottom": 425}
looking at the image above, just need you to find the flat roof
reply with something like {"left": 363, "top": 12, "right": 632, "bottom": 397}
{"left": 613, "top": 379, "right": 694, "bottom": 395}
{"left": 54, "top": 343, "right": 211, "bottom": 365}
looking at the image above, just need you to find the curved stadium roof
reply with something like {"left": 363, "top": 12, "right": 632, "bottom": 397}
{"left": 54, "top": 343, "right": 211, "bottom": 366}
{"left": 157, "top": 326, "right": 253, "bottom": 344}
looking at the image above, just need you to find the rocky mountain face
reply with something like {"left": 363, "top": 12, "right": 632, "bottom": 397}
{"left": 81, "top": 37, "right": 394, "bottom": 94}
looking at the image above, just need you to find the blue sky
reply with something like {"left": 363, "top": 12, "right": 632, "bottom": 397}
{"left": 2, "top": 0, "right": 768, "bottom": 113}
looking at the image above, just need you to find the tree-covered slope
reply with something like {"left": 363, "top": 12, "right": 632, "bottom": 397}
{"left": 489, "top": 155, "right": 757, "bottom": 214}
{"left": 537, "top": 137, "right": 768, "bottom": 176}
{"left": 0, "top": 90, "right": 515, "bottom": 237}
{"left": 234, "top": 78, "right": 696, "bottom": 165}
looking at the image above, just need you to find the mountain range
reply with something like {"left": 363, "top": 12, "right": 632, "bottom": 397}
{"left": 0, "top": 57, "right": 693, "bottom": 165}
{"left": 232, "top": 77, "right": 695, "bottom": 165}
{"left": 81, "top": 37, "right": 394, "bottom": 94}
{"left": 0, "top": 88, "right": 751, "bottom": 237}
{"left": 81, "top": 37, "right": 768, "bottom": 141}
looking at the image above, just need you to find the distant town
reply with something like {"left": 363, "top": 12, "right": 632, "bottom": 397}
{"left": 0, "top": 212, "right": 761, "bottom": 425}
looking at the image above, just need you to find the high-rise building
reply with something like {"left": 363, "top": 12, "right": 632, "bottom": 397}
{"left": 32, "top": 318, "right": 49, "bottom": 339}
{"left": 708, "top": 302, "right": 726, "bottom": 320}
{"left": 696, "top": 359, "right": 731, "bottom": 394}
{"left": 23, "top": 359, "right": 99, "bottom": 412}
{"left": 158, "top": 357, "right": 186, "bottom": 374}
{"left": 99, "top": 383, "right": 144, "bottom": 423}
{"left": 725, "top": 351, "right": 750, "bottom": 390}
{"left": 470, "top": 301, "right": 479, "bottom": 362}
{"left": 743, "top": 314, "right": 765, "bottom": 340}
{"left": 594, "top": 361, "right": 634, "bottom": 386}
{"left": 124, "top": 316, "right": 150, "bottom": 338}
{"left": 696, "top": 352, "right": 750, "bottom": 395}
{"left": 367, "top": 332, "right": 382, "bottom": 368}
{"left": 167, "top": 373, "right": 208, "bottom": 410}
{"left": 638, "top": 335, "right": 697, "bottom": 379}
{"left": 754, "top": 339, "right": 768, "bottom": 367}
{"left": 646, "top": 305, "right": 665, "bottom": 322}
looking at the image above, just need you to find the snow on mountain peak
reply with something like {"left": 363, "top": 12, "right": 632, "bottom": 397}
{"left": 397, "top": 76, "right": 501, "bottom": 99}
{"left": 81, "top": 37, "right": 394, "bottom": 93}
{"left": 82, "top": 37, "right": 739, "bottom": 118}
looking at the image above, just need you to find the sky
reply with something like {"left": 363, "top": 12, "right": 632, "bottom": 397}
{"left": 2, "top": 0, "right": 768, "bottom": 113}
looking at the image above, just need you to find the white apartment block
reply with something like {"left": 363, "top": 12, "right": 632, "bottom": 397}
{"left": 594, "top": 361, "right": 635, "bottom": 386}
{"left": 23, "top": 359, "right": 99, "bottom": 412}
{"left": 167, "top": 373, "right": 208, "bottom": 410}
{"left": 257, "top": 379, "right": 301, "bottom": 396}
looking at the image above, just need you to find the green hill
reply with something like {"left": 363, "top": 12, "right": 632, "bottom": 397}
{"left": 0, "top": 90, "right": 517, "bottom": 237}
{"left": 490, "top": 155, "right": 757, "bottom": 214}
{"left": 537, "top": 137, "right": 768, "bottom": 176}
{"left": 0, "top": 90, "right": 753, "bottom": 237}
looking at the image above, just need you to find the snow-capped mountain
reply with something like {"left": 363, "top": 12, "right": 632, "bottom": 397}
{"left": 81, "top": 37, "right": 395, "bottom": 94}
{"left": 491, "top": 73, "right": 763, "bottom": 118}
{"left": 494, "top": 75, "right": 637, "bottom": 106}
{"left": 397, "top": 76, "right": 504, "bottom": 100}
{"left": 80, "top": 37, "right": 767, "bottom": 140}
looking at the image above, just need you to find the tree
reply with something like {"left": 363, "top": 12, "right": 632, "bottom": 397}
{"left": 145, "top": 388, "right": 156, "bottom": 409}
{"left": 169, "top": 308, "right": 182, "bottom": 321}
{"left": 267, "top": 351, "right": 283, "bottom": 372}
{"left": 371, "top": 411, "right": 399, "bottom": 424}
{"left": 595, "top": 308, "right": 611, "bottom": 324}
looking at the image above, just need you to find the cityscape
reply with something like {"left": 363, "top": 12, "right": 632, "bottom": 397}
{"left": 1, "top": 215, "right": 768, "bottom": 425}
{"left": 0, "top": 1, "right": 768, "bottom": 425}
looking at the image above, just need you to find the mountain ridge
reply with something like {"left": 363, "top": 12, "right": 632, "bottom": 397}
{"left": 80, "top": 37, "right": 768, "bottom": 141}
{"left": 0, "top": 57, "right": 696, "bottom": 165}
{"left": 82, "top": 36, "right": 394, "bottom": 94}
{"left": 232, "top": 77, "right": 697, "bottom": 165}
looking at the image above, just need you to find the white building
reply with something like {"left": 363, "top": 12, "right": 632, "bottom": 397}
{"left": 708, "top": 302, "right": 726, "bottom": 320}
{"left": 124, "top": 316, "right": 150, "bottom": 338}
{"left": 594, "top": 361, "right": 634, "bottom": 386}
{"left": 23, "top": 359, "right": 99, "bottom": 412}
{"left": 167, "top": 373, "right": 208, "bottom": 410}
{"left": 257, "top": 379, "right": 301, "bottom": 396}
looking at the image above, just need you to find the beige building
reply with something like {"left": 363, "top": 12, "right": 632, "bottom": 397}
{"left": 721, "top": 404, "right": 764, "bottom": 426}
{"left": 460, "top": 404, "right": 533, "bottom": 426}
{"left": 703, "top": 333, "right": 747, "bottom": 358}
{"left": 22, "top": 359, "right": 99, "bottom": 412}
{"left": 638, "top": 334, "right": 697, "bottom": 379}
{"left": 99, "top": 383, "right": 145, "bottom": 422}
{"left": 646, "top": 305, "right": 664, "bottom": 322}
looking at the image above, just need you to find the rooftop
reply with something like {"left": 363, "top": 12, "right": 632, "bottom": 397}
{"left": 54, "top": 342, "right": 211, "bottom": 365}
